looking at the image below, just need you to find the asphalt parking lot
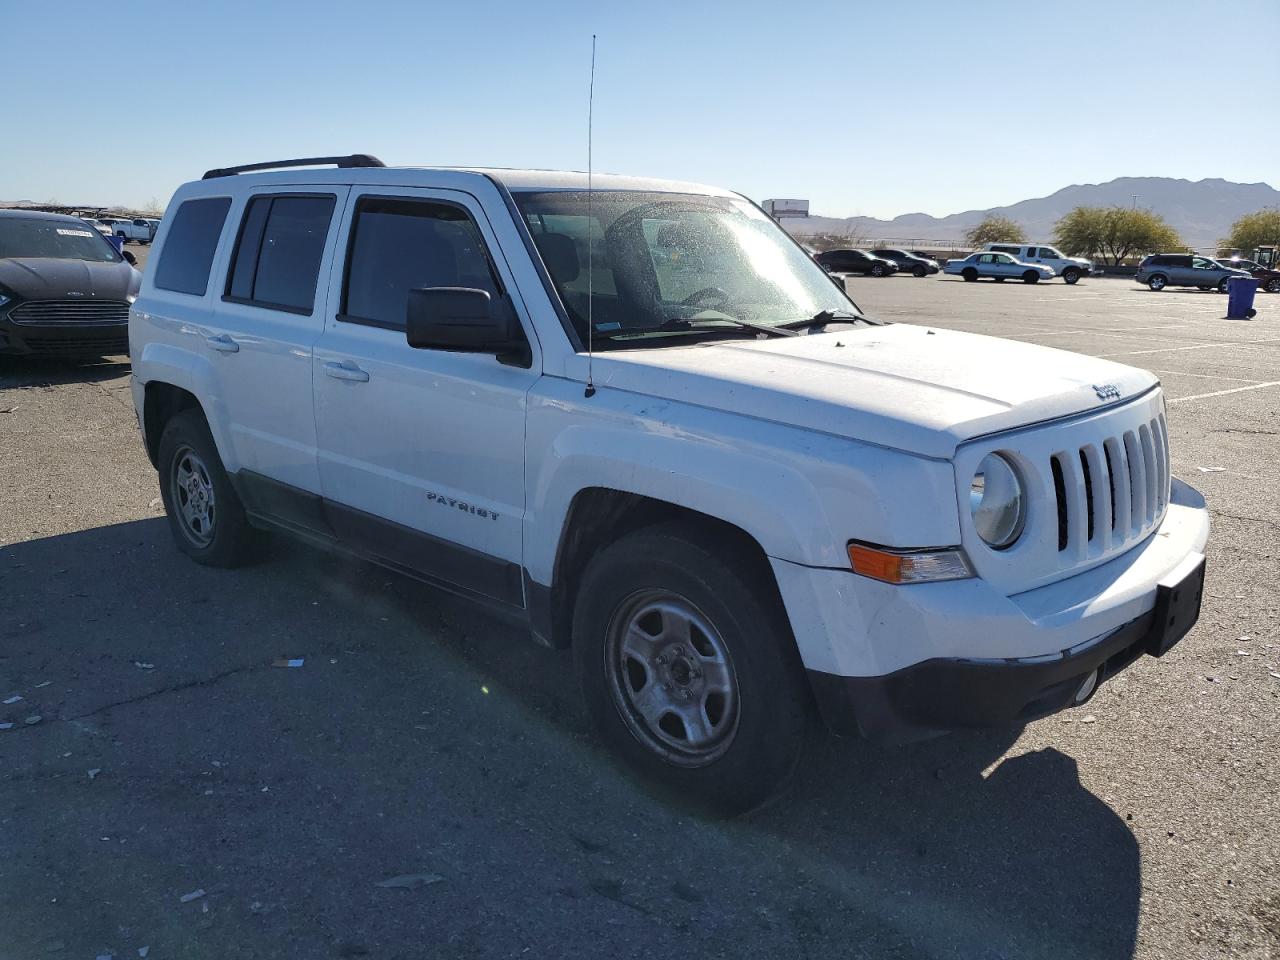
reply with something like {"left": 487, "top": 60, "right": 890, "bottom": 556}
{"left": 1, "top": 272, "right": 1277, "bottom": 959}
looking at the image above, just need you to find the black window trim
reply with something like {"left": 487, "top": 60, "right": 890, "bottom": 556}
{"left": 335, "top": 192, "right": 508, "bottom": 332}
{"left": 220, "top": 191, "right": 338, "bottom": 316}
{"left": 153, "top": 195, "right": 233, "bottom": 297}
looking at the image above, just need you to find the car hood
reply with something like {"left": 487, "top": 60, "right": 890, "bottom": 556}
{"left": 0, "top": 257, "right": 141, "bottom": 301}
{"left": 591, "top": 323, "right": 1159, "bottom": 459}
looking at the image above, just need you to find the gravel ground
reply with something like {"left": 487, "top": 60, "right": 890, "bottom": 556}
{"left": 0, "top": 273, "right": 1276, "bottom": 959}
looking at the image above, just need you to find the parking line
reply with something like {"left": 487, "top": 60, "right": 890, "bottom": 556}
{"left": 1101, "top": 338, "right": 1280, "bottom": 358}
{"left": 1167, "top": 381, "right": 1280, "bottom": 404}
{"left": 1149, "top": 369, "right": 1263, "bottom": 383}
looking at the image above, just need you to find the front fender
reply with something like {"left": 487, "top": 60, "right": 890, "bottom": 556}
{"left": 522, "top": 378, "right": 960, "bottom": 585}
{"left": 132, "top": 339, "right": 240, "bottom": 472}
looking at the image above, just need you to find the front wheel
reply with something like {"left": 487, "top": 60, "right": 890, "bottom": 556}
{"left": 912, "top": 265, "right": 927, "bottom": 278}
{"left": 1217, "top": 278, "right": 1231, "bottom": 294}
{"left": 1062, "top": 268, "right": 1080, "bottom": 284}
{"left": 157, "top": 409, "right": 262, "bottom": 567}
{"left": 962, "top": 268, "right": 978, "bottom": 282}
{"left": 871, "top": 264, "right": 886, "bottom": 277}
{"left": 573, "top": 524, "right": 811, "bottom": 815}
{"left": 1148, "top": 274, "right": 1168, "bottom": 291}
{"left": 1022, "top": 271, "right": 1040, "bottom": 283}
{"left": 1267, "top": 278, "right": 1280, "bottom": 294}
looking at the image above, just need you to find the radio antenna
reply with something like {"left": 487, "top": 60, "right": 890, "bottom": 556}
{"left": 584, "top": 34, "right": 597, "bottom": 399}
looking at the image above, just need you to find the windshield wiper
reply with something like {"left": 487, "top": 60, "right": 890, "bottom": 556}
{"left": 598, "top": 316, "right": 797, "bottom": 339}
{"left": 780, "top": 309, "right": 878, "bottom": 331}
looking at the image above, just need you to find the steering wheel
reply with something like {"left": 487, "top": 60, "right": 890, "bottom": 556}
{"left": 680, "top": 286, "right": 731, "bottom": 307}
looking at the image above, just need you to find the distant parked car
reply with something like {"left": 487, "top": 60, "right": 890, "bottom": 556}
{"left": 814, "top": 248, "right": 898, "bottom": 277}
{"left": 0, "top": 210, "right": 141, "bottom": 357}
{"left": 1216, "top": 257, "right": 1280, "bottom": 294}
{"left": 984, "top": 243, "right": 1093, "bottom": 284}
{"left": 111, "top": 218, "right": 157, "bottom": 244}
{"left": 944, "top": 251, "right": 1055, "bottom": 283}
{"left": 869, "top": 248, "right": 940, "bottom": 277}
{"left": 1135, "top": 254, "right": 1250, "bottom": 292}
{"left": 81, "top": 218, "right": 113, "bottom": 236}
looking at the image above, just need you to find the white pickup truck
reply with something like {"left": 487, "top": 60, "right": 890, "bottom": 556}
{"left": 130, "top": 156, "right": 1209, "bottom": 813}
{"left": 108, "top": 217, "right": 156, "bottom": 244}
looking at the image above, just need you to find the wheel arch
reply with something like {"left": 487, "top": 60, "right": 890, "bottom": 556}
{"left": 533, "top": 487, "right": 782, "bottom": 651}
{"left": 135, "top": 343, "right": 238, "bottom": 472}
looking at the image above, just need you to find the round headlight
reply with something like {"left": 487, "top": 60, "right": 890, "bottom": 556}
{"left": 970, "top": 453, "right": 1026, "bottom": 549}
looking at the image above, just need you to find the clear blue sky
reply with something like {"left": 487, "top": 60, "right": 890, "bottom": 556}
{"left": 4, "top": 0, "right": 1277, "bottom": 218}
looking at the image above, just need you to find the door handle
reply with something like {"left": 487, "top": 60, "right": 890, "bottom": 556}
{"left": 323, "top": 360, "right": 370, "bottom": 383}
{"left": 205, "top": 334, "right": 239, "bottom": 353}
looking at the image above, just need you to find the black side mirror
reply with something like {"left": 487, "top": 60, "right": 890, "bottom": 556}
{"left": 122, "top": 250, "right": 137, "bottom": 267}
{"left": 406, "top": 287, "right": 529, "bottom": 365}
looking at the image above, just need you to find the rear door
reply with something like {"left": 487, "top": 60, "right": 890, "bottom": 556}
{"left": 311, "top": 186, "right": 540, "bottom": 604}
{"left": 207, "top": 185, "right": 348, "bottom": 496}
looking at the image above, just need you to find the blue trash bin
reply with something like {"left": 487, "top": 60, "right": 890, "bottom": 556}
{"left": 106, "top": 234, "right": 124, "bottom": 254}
{"left": 1226, "top": 276, "right": 1259, "bottom": 319}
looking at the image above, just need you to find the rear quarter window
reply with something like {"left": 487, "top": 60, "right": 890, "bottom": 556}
{"left": 154, "top": 197, "right": 232, "bottom": 296}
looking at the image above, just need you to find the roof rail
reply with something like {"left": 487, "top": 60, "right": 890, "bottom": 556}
{"left": 201, "top": 154, "right": 386, "bottom": 180}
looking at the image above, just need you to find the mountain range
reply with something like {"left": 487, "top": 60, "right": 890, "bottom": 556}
{"left": 786, "top": 177, "right": 1279, "bottom": 249}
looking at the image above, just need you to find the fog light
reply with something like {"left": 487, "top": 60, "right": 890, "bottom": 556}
{"left": 1073, "top": 669, "right": 1100, "bottom": 705}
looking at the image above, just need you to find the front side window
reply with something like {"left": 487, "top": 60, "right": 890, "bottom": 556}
{"left": 341, "top": 197, "right": 500, "bottom": 330}
{"left": 225, "top": 194, "right": 336, "bottom": 313}
{"left": 515, "top": 191, "right": 856, "bottom": 347}
{"left": 154, "top": 197, "right": 232, "bottom": 296}
{"left": 0, "top": 217, "right": 122, "bottom": 263}
{"left": 1039, "top": 247, "right": 1063, "bottom": 259}
{"left": 1192, "top": 257, "right": 1215, "bottom": 270}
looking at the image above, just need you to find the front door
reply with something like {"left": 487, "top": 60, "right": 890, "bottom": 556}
{"left": 311, "top": 187, "right": 540, "bottom": 605}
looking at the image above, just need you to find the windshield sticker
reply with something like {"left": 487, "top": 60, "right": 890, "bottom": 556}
{"left": 56, "top": 228, "right": 95, "bottom": 238}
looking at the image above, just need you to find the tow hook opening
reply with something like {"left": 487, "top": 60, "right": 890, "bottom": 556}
{"left": 1072, "top": 668, "right": 1101, "bottom": 706}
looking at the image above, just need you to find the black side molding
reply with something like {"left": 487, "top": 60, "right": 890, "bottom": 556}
{"left": 202, "top": 154, "right": 386, "bottom": 180}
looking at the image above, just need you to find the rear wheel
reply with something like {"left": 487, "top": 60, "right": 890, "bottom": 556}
{"left": 1062, "top": 267, "right": 1080, "bottom": 284}
{"left": 962, "top": 268, "right": 978, "bottom": 282}
{"left": 1022, "top": 271, "right": 1040, "bottom": 283}
{"left": 912, "top": 265, "right": 927, "bottom": 278}
{"left": 157, "top": 409, "right": 262, "bottom": 567}
{"left": 573, "top": 524, "right": 811, "bottom": 815}
{"left": 1148, "top": 274, "right": 1168, "bottom": 291}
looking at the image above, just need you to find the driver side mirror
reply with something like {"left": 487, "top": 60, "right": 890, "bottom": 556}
{"left": 122, "top": 250, "right": 137, "bottom": 267}
{"left": 405, "top": 287, "right": 530, "bottom": 366}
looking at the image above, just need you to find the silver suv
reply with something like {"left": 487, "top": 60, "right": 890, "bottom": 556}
{"left": 1136, "top": 254, "right": 1250, "bottom": 292}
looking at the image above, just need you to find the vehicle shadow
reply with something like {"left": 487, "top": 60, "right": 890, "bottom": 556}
{"left": 0, "top": 518, "right": 1139, "bottom": 958}
{"left": 0, "top": 354, "right": 130, "bottom": 388}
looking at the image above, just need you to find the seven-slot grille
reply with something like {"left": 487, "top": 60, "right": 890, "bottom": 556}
{"left": 9, "top": 299, "right": 130, "bottom": 326}
{"left": 1048, "top": 412, "right": 1169, "bottom": 561}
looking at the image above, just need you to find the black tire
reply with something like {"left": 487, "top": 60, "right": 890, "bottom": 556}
{"left": 572, "top": 523, "right": 811, "bottom": 816}
{"left": 157, "top": 409, "right": 261, "bottom": 567}
{"left": 1062, "top": 268, "right": 1080, "bottom": 284}
{"left": 1267, "top": 278, "right": 1280, "bottom": 294}
{"left": 1022, "top": 271, "right": 1040, "bottom": 284}
{"left": 912, "top": 265, "right": 926, "bottom": 278}
{"left": 871, "top": 264, "right": 885, "bottom": 278}
{"left": 1217, "top": 278, "right": 1231, "bottom": 294}
{"left": 962, "top": 268, "right": 978, "bottom": 282}
{"left": 1148, "top": 274, "right": 1168, "bottom": 291}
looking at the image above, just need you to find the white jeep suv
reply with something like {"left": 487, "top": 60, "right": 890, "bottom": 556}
{"left": 130, "top": 155, "right": 1209, "bottom": 813}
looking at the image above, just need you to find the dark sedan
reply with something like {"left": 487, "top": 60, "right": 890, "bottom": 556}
{"left": 813, "top": 248, "right": 898, "bottom": 277}
{"left": 870, "top": 247, "right": 941, "bottom": 277}
{"left": 0, "top": 210, "right": 141, "bottom": 358}
{"left": 1217, "top": 257, "right": 1280, "bottom": 294}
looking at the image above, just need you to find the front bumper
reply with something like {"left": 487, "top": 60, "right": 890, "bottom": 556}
{"left": 772, "top": 478, "right": 1209, "bottom": 740}
{"left": 0, "top": 314, "right": 130, "bottom": 356}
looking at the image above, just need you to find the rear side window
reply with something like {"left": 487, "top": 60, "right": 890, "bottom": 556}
{"left": 341, "top": 197, "right": 500, "bottom": 330}
{"left": 154, "top": 197, "right": 231, "bottom": 295}
{"left": 225, "top": 194, "right": 336, "bottom": 313}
